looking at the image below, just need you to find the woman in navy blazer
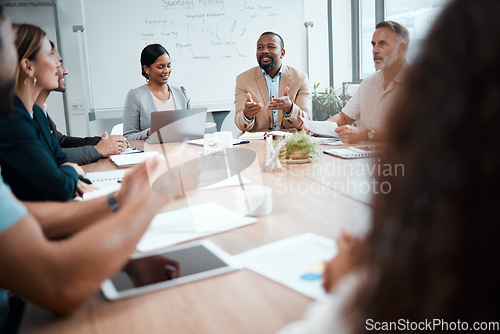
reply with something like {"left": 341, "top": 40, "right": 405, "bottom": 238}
{"left": 123, "top": 44, "right": 191, "bottom": 141}
{"left": 0, "top": 24, "right": 88, "bottom": 201}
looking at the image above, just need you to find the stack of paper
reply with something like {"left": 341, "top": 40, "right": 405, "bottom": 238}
{"left": 137, "top": 202, "right": 257, "bottom": 252}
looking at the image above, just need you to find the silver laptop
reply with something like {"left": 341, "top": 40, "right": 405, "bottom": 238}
{"left": 146, "top": 108, "right": 208, "bottom": 144}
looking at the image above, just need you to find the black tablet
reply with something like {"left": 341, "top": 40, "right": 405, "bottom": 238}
{"left": 101, "top": 241, "right": 238, "bottom": 300}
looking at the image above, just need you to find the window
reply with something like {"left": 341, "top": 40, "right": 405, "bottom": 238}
{"left": 359, "top": 0, "right": 376, "bottom": 80}
{"left": 386, "top": 0, "right": 447, "bottom": 61}
{"left": 353, "top": 0, "right": 449, "bottom": 82}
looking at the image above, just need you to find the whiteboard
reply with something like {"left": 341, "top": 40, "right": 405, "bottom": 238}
{"left": 81, "top": 0, "right": 305, "bottom": 112}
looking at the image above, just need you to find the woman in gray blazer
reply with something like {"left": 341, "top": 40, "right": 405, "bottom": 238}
{"left": 123, "top": 44, "right": 190, "bottom": 140}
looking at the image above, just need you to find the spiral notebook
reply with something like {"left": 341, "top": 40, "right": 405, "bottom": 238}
{"left": 323, "top": 145, "right": 381, "bottom": 159}
{"left": 82, "top": 170, "right": 128, "bottom": 200}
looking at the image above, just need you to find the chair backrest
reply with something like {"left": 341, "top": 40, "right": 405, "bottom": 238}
{"left": 111, "top": 123, "right": 123, "bottom": 136}
{"left": 209, "top": 110, "right": 230, "bottom": 132}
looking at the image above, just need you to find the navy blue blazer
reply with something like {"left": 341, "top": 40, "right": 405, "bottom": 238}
{"left": 45, "top": 113, "right": 101, "bottom": 165}
{"left": 0, "top": 95, "right": 78, "bottom": 201}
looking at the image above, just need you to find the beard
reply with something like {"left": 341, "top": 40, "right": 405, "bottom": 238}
{"left": 258, "top": 54, "right": 276, "bottom": 71}
{"left": 0, "top": 77, "right": 15, "bottom": 118}
{"left": 375, "top": 47, "right": 399, "bottom": 71}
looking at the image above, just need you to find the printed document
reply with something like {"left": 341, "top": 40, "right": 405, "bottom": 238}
{"left": 301, "top": 117, "right": 339, "bottom": 138}
{"left": 137, "top": 202, "right": 257, "bottom": 252}
{"left": 234, "top": 233, "right": 338, "bottom": 300}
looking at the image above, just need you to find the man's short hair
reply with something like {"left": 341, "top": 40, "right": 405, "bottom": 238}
{"left": 376, "top": 21, "right": 410, "bottom": 46}
{"left": 260, "top": 31, "right": 284, "bottom": 49}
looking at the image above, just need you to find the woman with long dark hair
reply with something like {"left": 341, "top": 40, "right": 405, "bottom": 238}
{"left": 123, "top": 43, "right": 190, "bottom": 140}
{"left": 280, "top": 0, "right": 500, "bottom": 332}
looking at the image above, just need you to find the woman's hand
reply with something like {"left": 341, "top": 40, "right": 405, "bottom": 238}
{"left": 322, "top": 231, "right": 362, "bottom": 293}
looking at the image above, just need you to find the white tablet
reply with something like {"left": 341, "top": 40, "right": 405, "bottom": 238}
{"left": 101, "top": 241, "right": 238, "bottom": 300}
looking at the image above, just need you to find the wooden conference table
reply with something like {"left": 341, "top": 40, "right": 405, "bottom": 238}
{"left": 19, "top": 139, "right": 375, "bottom": 334}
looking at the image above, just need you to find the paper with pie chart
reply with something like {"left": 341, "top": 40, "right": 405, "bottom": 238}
{"left": 233, "top": 233, "right": 338, "bottom": 300}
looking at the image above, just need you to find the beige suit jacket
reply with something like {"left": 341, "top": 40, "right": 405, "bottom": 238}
{"left": 234, "top": 65, "right": 311, "bottom": 132}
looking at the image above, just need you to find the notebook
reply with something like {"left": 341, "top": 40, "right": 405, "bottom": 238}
{"left": 82, "top": 170, "right": 128, "bottom": 200}
{"left": 146, "top": 108, "right": 208, "bottom": 144}
{"left": 323, "top": 145, "right": 382, "bottom": 159}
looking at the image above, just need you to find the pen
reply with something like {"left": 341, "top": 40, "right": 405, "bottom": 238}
{"left": 79, "top": 175, "right": 92, "bottom": 185}
{"left": 235, "top": 140, "right": 250, "bottom": 145}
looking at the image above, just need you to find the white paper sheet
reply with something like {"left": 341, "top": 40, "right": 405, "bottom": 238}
{"left": 120, "top": 146, "right": 143, "bottom": 154}
{"left": 239, "top": 132, "right": 267, "bottom": 140}
{"left": 109, "top": 151, "right": 159, "bottom": 167}
{"left": 187, "top": 138, "right": 246, "bottom": 147}
{"left": 137, "top": 202, "right": 257, "bottom": 252}
{"left": 301, "top": 117, "right": 339, "bottom": 138}
{"left": 234, "top": 233, "right": 338, "bottom": 300}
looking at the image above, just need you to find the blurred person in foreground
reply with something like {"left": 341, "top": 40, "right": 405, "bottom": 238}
{"left": 279, "top": 0, "right": 500, "bottom": 332}
{"left": 0, "top": 7, "right": 181, "bottom": 333}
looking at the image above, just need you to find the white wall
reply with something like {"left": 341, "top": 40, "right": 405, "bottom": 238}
{"left": 5, "top": 4, "right": 68, "bottom": 133}
{"left": 56, "top": 0, "right": 90, "bottom": 136}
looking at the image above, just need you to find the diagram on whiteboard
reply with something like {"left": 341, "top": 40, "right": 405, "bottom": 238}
{"left": 140, "top": 2, "right": 282, "bottom": 61}
{"left": 83, "top": 0, "right": 303, "bottom": 110}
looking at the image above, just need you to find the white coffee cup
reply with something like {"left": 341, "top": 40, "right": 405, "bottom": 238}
{"left": 217, "top": 131, "right": 233, "bottom": 150}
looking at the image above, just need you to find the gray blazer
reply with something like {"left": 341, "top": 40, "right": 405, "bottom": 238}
{"left": 123, "top": 84, "right": 191, "bottom": 140}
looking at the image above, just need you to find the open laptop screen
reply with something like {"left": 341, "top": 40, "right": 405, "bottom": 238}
{"left": 147, "top": 107, "right": 207, "bottom": 144}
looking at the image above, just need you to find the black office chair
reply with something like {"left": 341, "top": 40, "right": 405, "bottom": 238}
{"left": 207, "top": 110, "right": 230, "bottom": 132}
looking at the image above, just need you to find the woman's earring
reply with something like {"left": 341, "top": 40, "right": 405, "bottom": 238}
{"left": 23, "top": 76, "right": 36, "bottom": 86}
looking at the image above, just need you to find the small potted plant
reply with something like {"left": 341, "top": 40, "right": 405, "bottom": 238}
{"left": 285, "top": 131, "right": 320, "bottom": 162}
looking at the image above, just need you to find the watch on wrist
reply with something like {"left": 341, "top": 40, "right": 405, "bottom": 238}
{"left": 107, "top": 192, "right": 120, "bottom": 212}
{"left": 367, "top": 129, "right": 375, "bottom": 140}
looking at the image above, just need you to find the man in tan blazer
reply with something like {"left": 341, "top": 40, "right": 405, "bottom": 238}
{"left": 234, "top": 32, "right": 311, "bottom": 132}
